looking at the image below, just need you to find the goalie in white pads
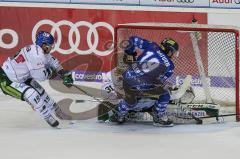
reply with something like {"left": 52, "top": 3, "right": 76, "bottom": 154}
{"left": 0, "top": 31, "right": 73, "bottom": 128}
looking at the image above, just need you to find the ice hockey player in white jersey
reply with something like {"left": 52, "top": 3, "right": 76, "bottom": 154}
{"left": 0, "top": 31, "right": 73, "bottom": 128}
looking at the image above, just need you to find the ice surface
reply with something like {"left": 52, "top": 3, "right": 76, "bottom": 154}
{"left": 0, "top": 81, "right": 239, "bottom": 159}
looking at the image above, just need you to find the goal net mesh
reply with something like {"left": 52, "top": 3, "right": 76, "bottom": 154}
{"left": 115, "top": 23, "right": 239, "bottom": 121}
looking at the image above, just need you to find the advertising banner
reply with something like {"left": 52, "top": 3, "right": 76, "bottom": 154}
{"left": 0, "top": 6, "right": 207, "bottom": 75}
{"left": 210, "top": 0, "right": 240, "bottom": 8}
{"left": 71, "top": 0, "right": 139, "bottom": 5}
{"left": 140, "top": 0, "right": 209, "bottom": 7}
{"left": 2, "top": 0, "right": 70, "bottom": 2}
{"left": 2, "top": 0, "right": 240, "bottom": 9}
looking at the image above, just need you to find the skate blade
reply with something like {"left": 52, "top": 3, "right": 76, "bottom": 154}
{"left": 153, "top": 122, "right": 174, "bottom": 127}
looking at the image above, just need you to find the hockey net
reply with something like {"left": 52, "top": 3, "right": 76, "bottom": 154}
{"left": 114, "top": 23, "right": 240, "bottom": 122}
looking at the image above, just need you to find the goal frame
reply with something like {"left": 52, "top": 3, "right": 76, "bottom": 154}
{"left": 114, "top": 22, "right": 239, "bottom": 122}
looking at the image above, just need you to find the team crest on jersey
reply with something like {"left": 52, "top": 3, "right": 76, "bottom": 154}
{"left": 37, "top": 61, "right": 44, "bottom": 66}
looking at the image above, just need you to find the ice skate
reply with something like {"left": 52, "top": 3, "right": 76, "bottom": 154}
{"left": 45, "top": 114, "right": 59, "bottom": 128}
{"left": 153, "top": 115, "right": 174, "bottom": 127}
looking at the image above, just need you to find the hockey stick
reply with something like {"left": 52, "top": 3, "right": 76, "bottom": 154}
{"left": 71, "top": 74, "right": 203, "bottom": 124}
{"left": 70, "top": 84, "right": 130, "bottom": 121}
{"left": 71, "top": 84, "right": 106, "bottom": 104}
{"left": 75, "top": 99, "right": 102, "bottom": 103}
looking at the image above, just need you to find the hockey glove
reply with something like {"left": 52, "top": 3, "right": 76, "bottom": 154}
{"left": 46, "top": 67, "right": 55, "bottom": 79}
{"left": 48, "top": 67, "right": 59, "bottom": 79}
{"left": 63, "top": 72, "right": 73, "bottom": 87}
{"left": 123, "top": 54, "right": 137, "bottom": 65}
{"left": 124, "top": 49, "right": 137, "bottom": 56}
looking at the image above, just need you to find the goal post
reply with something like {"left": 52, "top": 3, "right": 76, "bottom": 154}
{"left": 114, "top": 22, "right": 239, "bottom": 122}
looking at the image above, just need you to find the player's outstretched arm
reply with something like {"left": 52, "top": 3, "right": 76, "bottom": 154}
{"left": 45, "top": 54, "right": 73, "bottom": 87}
{"left": 124, "top": 36, "right": 152, "bottom": 55}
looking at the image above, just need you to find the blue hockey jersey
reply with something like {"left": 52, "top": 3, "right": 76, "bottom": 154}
{"left": 123, "top": 36, "right": 175, "bottom": 89}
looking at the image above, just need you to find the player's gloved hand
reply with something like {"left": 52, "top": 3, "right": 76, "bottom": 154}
{"left": 63, "top": 72, "right": 73, "bottom": 87}
{"left": 123, "top": 54, "right": 137, "bottom": 64}
{"left": 46, "top": 67, "right": 55, "bottom": 79}
{"left": 163, "top": 81, "right": 174, "bottom": 90}
{"left": 47, "top": 67, "right": 58, "bottom": 79}
{"left": 124, "top": 49, "right": 137, "bottom": 56}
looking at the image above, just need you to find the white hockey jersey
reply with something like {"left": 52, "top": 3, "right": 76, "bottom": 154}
{"left": 2, "top": 44, "right": 62, "bottom": 83}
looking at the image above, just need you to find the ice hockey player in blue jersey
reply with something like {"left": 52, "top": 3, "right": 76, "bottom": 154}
{"left": 110, "top": 36, "right": 179, "bottom": 127}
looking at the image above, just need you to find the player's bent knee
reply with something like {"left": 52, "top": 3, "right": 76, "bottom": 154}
{"left": 158, "top": 92, "right": 170, "bottom": 102}
{"left": 23, "top": 88, "right": 45, "bottom": 112}
{"left": 41, "top": 91, "right": 55, "bottom": 111}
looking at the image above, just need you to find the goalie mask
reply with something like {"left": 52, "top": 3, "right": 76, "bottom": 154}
{"left": 36, "top": 31, "right": 55, "bottom": 54}
{"left": 160, "top": 38, "right": 179, "bottom": 57}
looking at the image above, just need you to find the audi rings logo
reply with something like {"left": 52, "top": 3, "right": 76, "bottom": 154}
{"left": 0, "top": 29, "right": 18, "bottom": 49}
{"left": 177, "top": 0, "right": 194, "bottom": 3}
{"left": 235, "top": 0, "right": 240, "bottom": 4}
{"left": 32, "top": 19, "right": 114, "bottom": 56}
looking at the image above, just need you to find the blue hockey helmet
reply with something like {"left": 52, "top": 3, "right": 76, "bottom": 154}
{"left": 160, "top": 38, "right": 179, "bottom": 55}
{"left": 35, "top": 31, "right": 54, "bottom": 47}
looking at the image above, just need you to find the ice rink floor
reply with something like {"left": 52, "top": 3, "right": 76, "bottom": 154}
{"left": 0, "top": 81, "right": 240, "bottom": 159}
